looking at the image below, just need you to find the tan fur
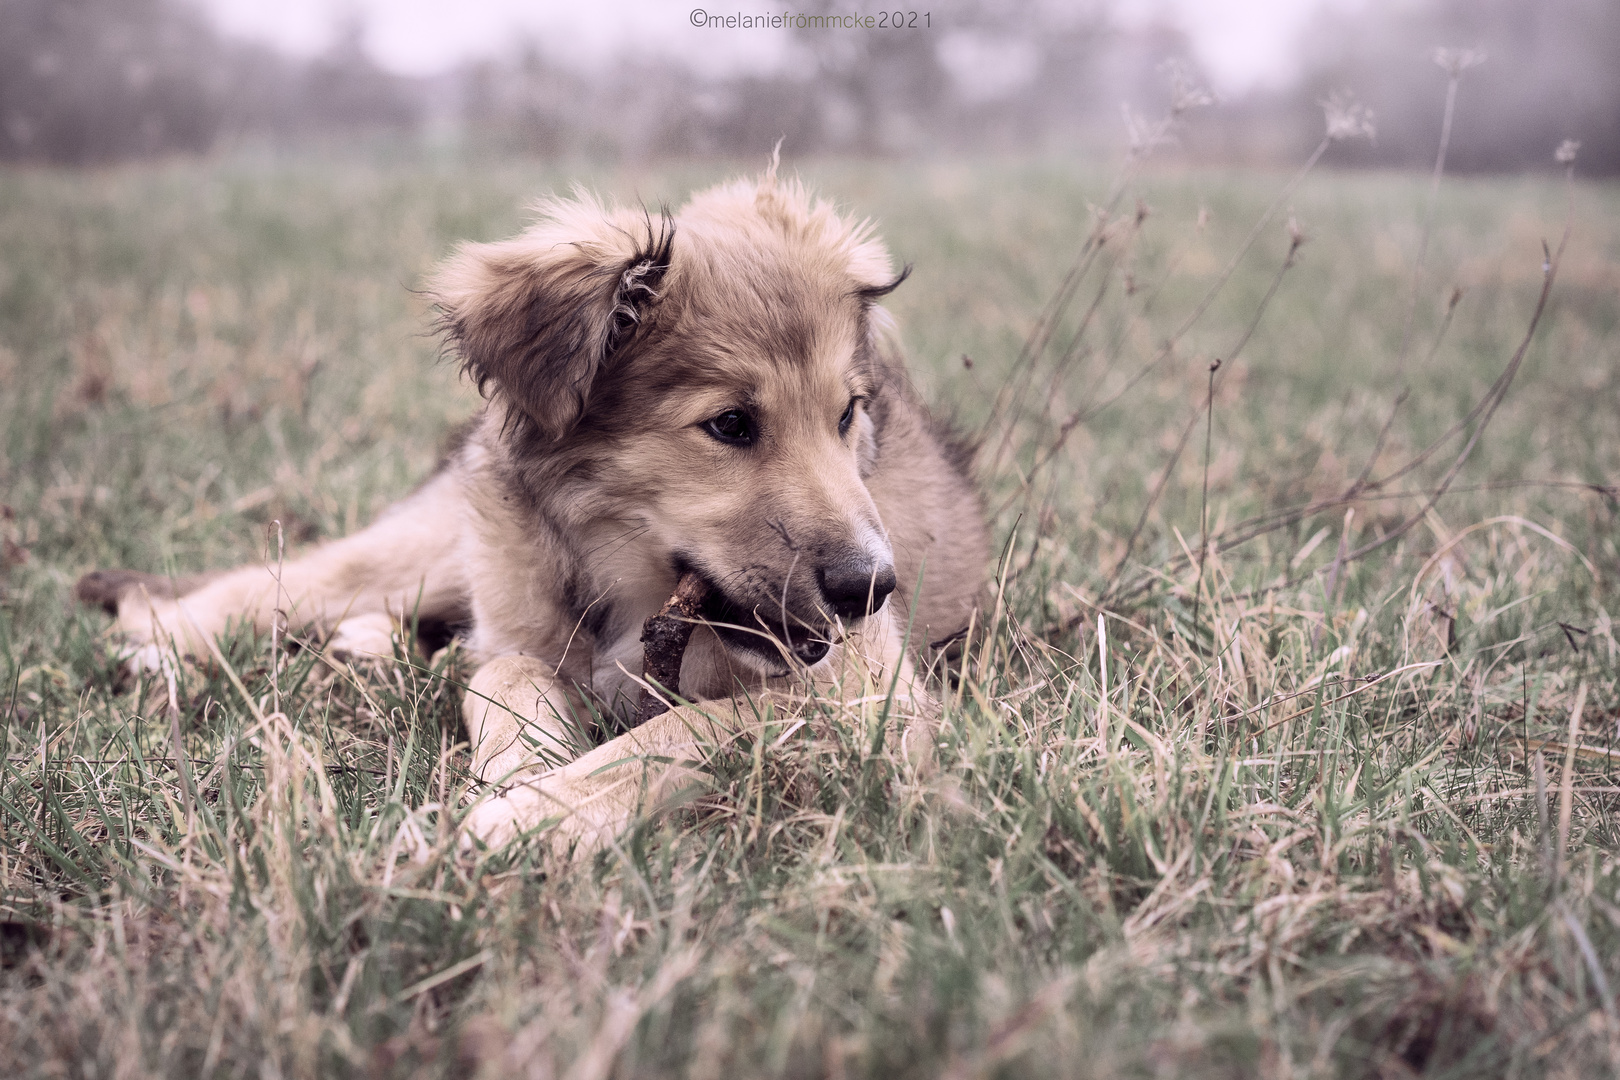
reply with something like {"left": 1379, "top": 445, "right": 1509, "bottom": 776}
{"left": 88, "top": 172, "right": 989, "bottom": 859}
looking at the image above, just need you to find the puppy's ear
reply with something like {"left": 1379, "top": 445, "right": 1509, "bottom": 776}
{"left": 432, "top": 202, "right": 674, "bottom": 438}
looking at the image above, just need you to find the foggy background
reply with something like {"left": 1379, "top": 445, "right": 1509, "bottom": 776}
{"left": 1, "top": 0, "right": 1615, "bottom": 173}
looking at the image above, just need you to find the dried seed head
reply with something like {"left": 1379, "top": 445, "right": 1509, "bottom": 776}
{"left": 1432, "top": 46, "right": 1487, "bottom": 78}
{"left": 1555, "top": 139, "right": 1581, "bottom": 165}
{"left": 1121, "top": 103, "right": 1173, "bottom": 155}
{"left": 1321, "top": 90, "right": 1376, "bottom": 143}
{"left": 1161, "top": 59, "right": 1215, "bottom": 116}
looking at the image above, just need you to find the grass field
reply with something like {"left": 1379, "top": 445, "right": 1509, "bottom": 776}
{"left": 1, "top": 144, "right": 1617, "bottom": 1078}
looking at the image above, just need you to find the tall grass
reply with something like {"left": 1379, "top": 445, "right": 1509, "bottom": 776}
{"left": 1, "top": 122, "right": 1617, "bottom": 1075}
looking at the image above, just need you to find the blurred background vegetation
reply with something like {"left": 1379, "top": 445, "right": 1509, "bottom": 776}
{"left": 1, "top": 0, "right": 1615, "bottom": 173}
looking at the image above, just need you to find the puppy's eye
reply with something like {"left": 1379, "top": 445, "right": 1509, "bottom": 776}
{"left": 838, "top": 397, "right": 859, "bottom": 437}
{"left": 703, "top": 409, "right": 756, "bottom": 446}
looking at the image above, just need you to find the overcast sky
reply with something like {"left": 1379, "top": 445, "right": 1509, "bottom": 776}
{"left": 195, "top": 0, "right": 1355, "bottom": 95}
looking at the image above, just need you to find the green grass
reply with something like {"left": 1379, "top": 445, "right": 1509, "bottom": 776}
{"left": 1, "top": 145, "right": 1617, "bottom": 1078}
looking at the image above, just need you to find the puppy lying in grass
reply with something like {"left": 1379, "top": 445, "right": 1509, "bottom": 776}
{"left": 78, "top": 167, "right": 988, "bottom": 858}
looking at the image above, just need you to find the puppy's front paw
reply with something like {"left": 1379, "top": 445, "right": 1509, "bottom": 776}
{"left": 109, "top": 598, "right": 197, "bottom": 679}
{"left": 124, "top": 641, "right": 171, "bottom": 677}
{"left": 460, "top": 785, "right": 594, "bottom": 862}
{"left": 114, "top": 593, "right": 214, "bottom": 657}
{"left": 325, "top": 612, "right": 399, "bottom": 661}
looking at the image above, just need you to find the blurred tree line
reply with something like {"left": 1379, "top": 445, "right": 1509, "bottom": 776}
{"left": 0, "top": 0, "right": 417, "bottom": 164}
{"left": 1, "top": 0, "right": 1614, "bottom": 172}
{"left": 455, "top": 0, "right": 1133, "bottom": 159}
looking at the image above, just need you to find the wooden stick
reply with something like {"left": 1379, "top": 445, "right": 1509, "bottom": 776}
{"left": 634, "top": 572, "right": 709, "bottom": 726}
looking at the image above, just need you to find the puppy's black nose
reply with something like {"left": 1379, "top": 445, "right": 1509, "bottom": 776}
{"left": 818, "top": 556, "right": 897, "bottom": 621}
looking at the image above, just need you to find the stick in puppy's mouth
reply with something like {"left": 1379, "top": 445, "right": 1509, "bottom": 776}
{"left": 634, "top": 571, "right": 710, "bottom": 726}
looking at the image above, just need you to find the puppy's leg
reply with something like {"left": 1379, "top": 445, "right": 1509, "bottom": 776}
{"left": 112, "top": 468, "right": 470, "bottom": 668}
{"left": 462, "top": 657, "right": 787, "bottom": 856}
{"left": 462, "top": 655, "right": 588, "bottom": 785}
{"left": 463, "top": 614, "right": 933, "bottom": 860}
{"left": 462, "top": 698, "right": 770, "bottom": 857}
{"left": 809, "top": 606, "right": 924, "bottom": 702}
{"left": 809, "top": 606, "right": 939, "bottom": 772}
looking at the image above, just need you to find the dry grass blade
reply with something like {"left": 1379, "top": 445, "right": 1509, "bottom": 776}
{"left": 1555, "top": 682, "right": 1588, "bottom": 879}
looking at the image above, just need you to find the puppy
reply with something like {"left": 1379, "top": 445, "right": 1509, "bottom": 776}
{"left": 78, "top": 169, "right": 989, "bottom": 856}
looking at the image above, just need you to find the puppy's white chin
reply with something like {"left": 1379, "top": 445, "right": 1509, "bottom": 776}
{"left": 724, "top": 645, "right": 795, "bottom": 680}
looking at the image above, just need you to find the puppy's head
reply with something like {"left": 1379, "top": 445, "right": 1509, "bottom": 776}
{"left": 433, "top": 174, "right": 907, "bottom": 674}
